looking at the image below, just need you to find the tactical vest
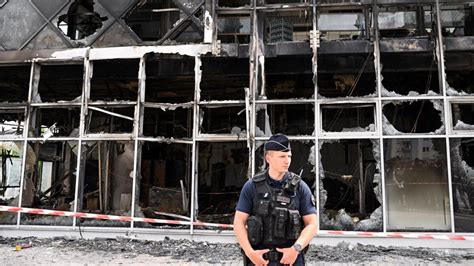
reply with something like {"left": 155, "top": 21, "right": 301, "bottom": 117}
{"left": 247, "top": 171, "right": 303, "bottom": 249}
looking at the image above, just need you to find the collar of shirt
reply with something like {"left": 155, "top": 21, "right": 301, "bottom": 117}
{"left": 266, "top": 171, "right": 289, "bottom": 188}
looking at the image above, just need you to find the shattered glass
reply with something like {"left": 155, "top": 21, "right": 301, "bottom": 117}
{"left": 321, "top": 104, "right": 375, "bottom": 133}
{"left": 0, "top": 109, "right": 25, "bottom": 137}
{"left": 256, "top": 104, "right": 314, "bottom": 136}
{"left": 29, "top": 108, "right": 80, "bottom": 138}
{"left": 452, "top": 103, "right": 474, "bottom": 131}
{"left": 135, "top": 142, "right": 191, "bottom": 229}
{"left": 450, "top": 138, "right": 474, "bottom": 232}
{"left": 200, "top": 106, "right": 247, "bottom": 135}
{"left": 86, "top": 106, "right": 134, "bottom": 134}
{"left": 319, "top": 139, "right": 382, "bottom": 232}
{"left": 317, "top": 54, "right": 376, "bottom": 98}
{"left": 445, "top": 53, "right": 474, "bottom": 95}
{"left": 382, "top": 100, "right": 444, "bottom": 134}
{"left": 197, "top": 142, "right": 248, "bottom": 227}
{"left": 0, "top": 141, "right": 24, "bottom": 225}
{"left": 77, "top": 140, "right": 134, "bottom": 227}
{"left": 381, "top": 53, "right": 440, "bottom": 96}
{"left": 20, "top": 140, "right": 78, "bottom": 226}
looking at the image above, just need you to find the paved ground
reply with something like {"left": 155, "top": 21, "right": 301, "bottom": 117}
{"left": 1, "top": 237, "right": 473, "bottom": 265}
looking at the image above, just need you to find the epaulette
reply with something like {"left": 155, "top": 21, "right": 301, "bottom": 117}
{"left": 252, "top": 171, "right": 267, "bottom": 183}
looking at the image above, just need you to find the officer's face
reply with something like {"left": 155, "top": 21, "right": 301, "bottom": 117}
{"left": 266, "top": 150, "right": 292, "bottom": 173}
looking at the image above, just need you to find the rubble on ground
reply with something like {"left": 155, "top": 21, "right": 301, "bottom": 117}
{"left": 1, "top": 237, "right": 473, "bottom": 264}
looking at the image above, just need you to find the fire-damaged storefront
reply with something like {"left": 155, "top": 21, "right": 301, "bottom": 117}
{"left": 0, "top": 0, "right": 473, "bottom": 238}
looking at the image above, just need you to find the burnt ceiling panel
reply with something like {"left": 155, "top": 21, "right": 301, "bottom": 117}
{"left": 98, "top": 0, "right": 134, "bottom": 17}
{"left": 91, "top": 21, "right": 138, "bottom": 47}
{"left": 0, "top": 0, "right": 44, "bottom": 50}
{"left": 24, "top": 24, "right": 70, "bottom": 50}
{"left": 30, "top": 0, "right": 69, "bottom": 19}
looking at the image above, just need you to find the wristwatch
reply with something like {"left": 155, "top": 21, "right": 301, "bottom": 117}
{"left": 293, "top": 243, "right": 303, "bottom": 253}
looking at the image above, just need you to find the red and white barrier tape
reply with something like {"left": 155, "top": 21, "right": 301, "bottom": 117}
{"left": 1, "top": 205, "right": 473, "bottom": 241}
{"left": 0, "top": 205, "right": 233, "bottom": 229}
{"left": 318, "top": 230, "right": 474, "bottom": 241}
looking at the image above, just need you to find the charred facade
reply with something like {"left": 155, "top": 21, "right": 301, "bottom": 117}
{"left": 0, "top": 0, "right": 474, "bottom": 236}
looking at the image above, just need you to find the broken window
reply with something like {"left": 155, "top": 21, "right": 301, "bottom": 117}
{"left": 265, "top": 55, "right": 313, "bottom": 99}
{"left": 0, "top": 65, "right": 30, "bottom": 103}
{"left": 137, "top": 142, "right": 191, "bottom": 229}
{"left": 90, "top": 59, "right": 139, "bottom": 102}
{"left": 78, "top": 140, "right": 134, "bottom": 227}
{"left": 0, "top": 141, "right": 24, "bottom": 225}
{"left": 445, "top": 52, "right": 474, "bottom": 95}
{"left": 145, "top": 54, "right": 195, "bottom": 103}
{"left": 384, "top": 138, "right": 451, "bottom": 232}
{"left": 143, "top": 107, "right": 192, "bottom": 139}
{"left": 381, "top": 52, "right": 440, "bottom": 96}
{"left": 20, "top": 141, "right": 78, "bottom": 226}
{"left": 321, "top": 103, "right": 375, "bottom": 133}
{"left": 29, "top": 107, "right": 80, "bottom": 138}
{"left": 378, "top": 6, "right": 432, "bottom": 38}
{"left": 382, "top": 100, "right": 444, "bottom": 134}
{"left": 0, "top": 108, "right": 25, "bottom": 137}
{"left": 317, "top": 54, "right": 376, "bottom": 98}
{"left": 256, "top": 104, "right": 314, "bottom": 136}
{"left": 320, "top": 139, "right": 382, "bottom": 232}
{"left": 440, "top": 3, "right": 474, "bottom": 37}
{"left": 37, "top": 64, "right": 83, "bottom": 102}
{"left": 263, "top": 0, "right": 304, "bottom": 5}
{"left": 197, "top": 142, "right": 248, "bottom": 226}
{"left": 451, "top": 138, "right": 474, "bottom": 232}
{"left": 125, "top": 0, "right": 203, "bottom": 44}
{"left": 57, "top": 0, "right": 108, "bottom": 40}
{"left": 265, "top": 9, "right": 313, "bottom": 43}
{"left": 201, "top": 57, "right": 249, "bottom": 100}
{"left": 218, "top": 1, "right": 250, "bottom": 8}
{"left": 452, "top": 102, "right": 474, "bottom": 131}
{"left": 318, "top": 10, "right": 368, "bottom": 41}
{"left": 200, "top": 106, "right": 247, "bottom": 135}
{"left": 217, "top": 15, "right": 251, "bottom": 44}
{"left": 85, "top": 106, "right": 134, "bottom": 134}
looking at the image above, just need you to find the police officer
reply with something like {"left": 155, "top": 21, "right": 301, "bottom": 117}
{"left": 234, "top": 134, "right": 317, "bottom": 266}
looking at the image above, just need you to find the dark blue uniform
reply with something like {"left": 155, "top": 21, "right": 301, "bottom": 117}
{"left": 236, "top": 171, "right": 317, "bottom": 266}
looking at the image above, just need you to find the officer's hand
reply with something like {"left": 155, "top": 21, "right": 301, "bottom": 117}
{"left": 276, "top": 247, "right": 298, "bottom": 265}
{"left": 246, "top": 249, "right": 269, "bottom": 266}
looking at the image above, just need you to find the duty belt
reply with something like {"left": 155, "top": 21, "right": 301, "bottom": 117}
{"left": 263, "top": 250, "right": 282, "bottom": 262}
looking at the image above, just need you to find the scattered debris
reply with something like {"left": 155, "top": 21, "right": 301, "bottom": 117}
{"left": 0, "top": 237, "right": 473, "bottom": 264}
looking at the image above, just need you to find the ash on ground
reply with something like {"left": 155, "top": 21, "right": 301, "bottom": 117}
{"left": 1, "top": 236, "right": 473, "bottom": 265}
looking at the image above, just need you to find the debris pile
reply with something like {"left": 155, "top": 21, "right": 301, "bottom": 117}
{"left": 1, "top": 237, "right": 473, "bottom": 264}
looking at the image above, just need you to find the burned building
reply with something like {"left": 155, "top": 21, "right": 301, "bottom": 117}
{"left": 0, "top": 0, "right": 473, "bottom": 239}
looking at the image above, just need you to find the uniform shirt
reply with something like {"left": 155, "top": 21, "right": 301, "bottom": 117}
{"left": 236, "top": 171, "right": 317, "bottom": 216}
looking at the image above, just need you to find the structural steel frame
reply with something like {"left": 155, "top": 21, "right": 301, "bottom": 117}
{"left": 1, "top": 0, "right": 474, "bottom": 238}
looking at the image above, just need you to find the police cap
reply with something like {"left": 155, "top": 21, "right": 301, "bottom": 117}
{"left": 264, "top": 134, "right": 291, "bottom": 152}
